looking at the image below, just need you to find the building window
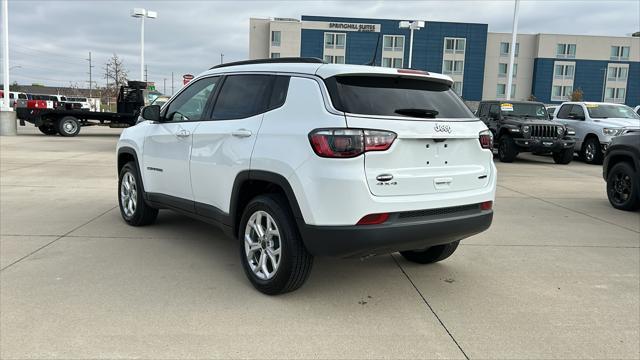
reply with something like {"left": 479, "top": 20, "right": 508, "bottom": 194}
{"left": 605, "top": 87, "right": 626, "bottom": 103}
{"left": 610, "top": 46, "right": 630, "bottom": 61}
{"left": 497, "top": 84, "right": 506, "bottom": 97}
{"left": 551, "top": 85, "right": 573, "bottom": 101}
{"left": 452, "top": 81, "right": 463, "bottom": 96}
{"left": 270, "top": 53, "right": 280, "bottom": 59}
{"left": 607, "top": 66, "right": 628, "bottom": 81}
{"left": 443, "top": 60, "right": 464, "bottom": 75}
{"left": 382, "top": 57, "right": 403, "bottom": 68}
{"left": 445, "top": 38, "right": 466, "bottom": 54}
{"left": 498, "top": 63, "right": 518, "bottom": 77}
{"left": 325, "top": 33, "right": 346, "bottom": 49}
{"left": 271, "top": 31, "right": 281, "bottom": 47}
{"left": 556, "top": 43, "right": 576, "bottom": 58}
{"left": 554, "top": 63, "right": 575, "bottom": 79}
{"left": 499, "top": 42, "right": 519, "bottom": 57}
{"left": 324, "top": 55, "right": 345, "bottom": 64}
{"left": 383, "top": 35, "right": 404, "bottom": 52}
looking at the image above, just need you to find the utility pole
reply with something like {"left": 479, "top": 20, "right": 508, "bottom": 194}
{"left": 506, "top": 0, "right": 520, "bottom": 100}
{"left": 144, "top": 64, "right": 148, "bottom": 82}
{"left": 86, "top": 51, "right": 94, "bottom": 98}
{"left": 220, "top": 53, "right": 224, "bottom": 64}
{"left": 163, "top": 78, "right": 166, "bottom": 94}
{"left": 171, "top": 72, "right": 174, "bottom": 95}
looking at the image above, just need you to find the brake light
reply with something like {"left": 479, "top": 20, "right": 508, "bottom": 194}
{"left": 397, "top": 69, "right": 429, "bottom": 75}
{"left": 309, "top": 129, "right": 396, "bottom": 158}
{"left": 480, "top": 201, "right": 493, "bottom": 210}
{"left": 357, "top": 213, "right": 390, "bottom": 225}
{"left": 479, "top": 130, "right": 493, "bottom": 150}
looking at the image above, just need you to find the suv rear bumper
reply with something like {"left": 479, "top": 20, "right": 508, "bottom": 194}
{"left": 299, "top": 206, "right": 493, "bottom": 258}
{"left": 514, "top": 138, "right": 575, "bottom": 152}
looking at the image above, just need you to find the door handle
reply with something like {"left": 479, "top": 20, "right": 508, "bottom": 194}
{"left": 176, "top": 129, "right": 190, "bottom": 138}
{"left": 231, "top": 129, "right": 252, "bottom": 138}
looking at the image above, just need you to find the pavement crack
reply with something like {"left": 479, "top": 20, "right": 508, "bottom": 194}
{"left": 391, "top": 254, "right": 470, "bottom": 360}
{"left": 0, "top": 205, "right": 118, "bottom": 272}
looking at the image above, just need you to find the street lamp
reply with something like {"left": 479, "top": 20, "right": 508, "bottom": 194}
{"left": 130, "top": 8, "right": 157, "bottom": 81}
{"left": 399, "top": 20, "right": 424, "bottom": 68}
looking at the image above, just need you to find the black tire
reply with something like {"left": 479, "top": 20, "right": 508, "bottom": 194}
{"left": 238, "top": 194, "right": 313, "bottom": 295}
{"left": 581, "top": 137, "right": 603, "bottom": 165}
{"left": 498, "top": 135, "right": 518, "bottom": 163}
{"left": 56, "top": 116, "right": 81, "bottom": 137}
{"left": 552, "top": 148, "right": 574, "bottom": 164}
{"left": 400, "top": 241, "right": 460, "bottom": 264}
{"left": 118, "top": 161, "right": 158, "bottom": 226}
{"left": 606, "top": 162, "right": 639, "bottom": 211}
{"left": 38, "top": 125, "right": 58, "bottom": 135}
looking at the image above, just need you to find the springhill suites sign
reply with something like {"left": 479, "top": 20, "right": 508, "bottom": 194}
{"left": 328, "top": 22, "right": 377, "bottom": 32}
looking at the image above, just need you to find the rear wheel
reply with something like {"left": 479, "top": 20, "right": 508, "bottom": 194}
{"left": 606, "top": 162, "right": 639, "bottom": 211}
{"left": 38, "top": 125, "right": 58, "bottom": 135}
{"left": 552, "top": 148, "right": 573, "bottom": 164}
{"left": 56, "top": 116, "right": 81, "bottom": 137}
{"left": 582, "top": 137, "right": 603, "bottom": 165}
{"left": 239, "top": 194, "right": 313, "bottom": 295}
{"left": 400, "top": 241, "right": 460, "bottom": 264}
{"left": 498, "top": 135, "right": 518, "bottom": 163}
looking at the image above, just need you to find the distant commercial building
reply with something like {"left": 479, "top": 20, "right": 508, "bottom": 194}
{"left": 249, "top": 16, "right": 640, "bottom": 106}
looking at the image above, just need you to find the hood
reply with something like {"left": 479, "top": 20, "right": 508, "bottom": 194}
{"left": 593, "top": 118, "right": 640, "bottom": 128}
{"left": 502, "top": 115, "right": 555, "bottom": 125}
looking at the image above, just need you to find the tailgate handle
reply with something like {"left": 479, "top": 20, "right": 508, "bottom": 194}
{"left": 434, "top": 177, "right": 453, "bottom": 186}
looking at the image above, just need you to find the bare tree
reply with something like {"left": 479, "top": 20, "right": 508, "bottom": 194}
{"left": 103, "top": 54, "right": 129, "bottom": 104}
{"left": 570, "top": 88, "right": 584, "bottom": 102}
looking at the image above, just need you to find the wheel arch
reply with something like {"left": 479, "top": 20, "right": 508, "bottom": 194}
{"left": 230, "top": 170, "right": 305, "bottom": 238}
{"left": 606, "top": 152, "right": 636, "bottom": 177}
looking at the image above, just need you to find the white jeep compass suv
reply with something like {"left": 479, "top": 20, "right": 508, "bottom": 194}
{"left": 116, "top": 58, "right": 496, "bottom": 295}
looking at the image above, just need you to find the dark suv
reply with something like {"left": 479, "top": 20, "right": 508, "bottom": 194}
{"left": 603, "top": 133, "right": 640, "bottom": 211}
{"left": 477, "top": 100, "right": 576, "bottom": 164}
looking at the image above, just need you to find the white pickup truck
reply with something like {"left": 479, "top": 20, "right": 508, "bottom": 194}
{"left": 553, "top": 102, "right": 640, "bottom": 164}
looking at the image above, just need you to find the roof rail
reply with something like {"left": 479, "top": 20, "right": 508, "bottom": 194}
{"left": 209, "top": 57, "right": 325, "bottom": 70}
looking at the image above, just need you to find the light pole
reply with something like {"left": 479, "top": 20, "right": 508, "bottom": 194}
{"left": 130, "top": 8, "right": 157, "bottom": 82}
{"left": 1, "top": 0, "right": 17, "bottom": 136}
{"left": 506, "top": 0, "right": 520, "bottom": 100}
{"left": 399, "top": 20, "right": 424, "bottom": 69}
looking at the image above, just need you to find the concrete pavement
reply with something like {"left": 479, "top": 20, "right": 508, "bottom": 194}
{"left": 1, "top": 126, "right": 638, "bottom": 359}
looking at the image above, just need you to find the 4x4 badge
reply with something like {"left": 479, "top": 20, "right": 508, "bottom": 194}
{"left": 434, "top": 124, "right": 452, "bottom": 133}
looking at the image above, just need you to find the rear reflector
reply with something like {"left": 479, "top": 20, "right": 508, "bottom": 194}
{"left": 480, "top": 201, "right": 493, "bottom": 210}
{"left": 356, "top": 213, "right": 390, "bottom": 225}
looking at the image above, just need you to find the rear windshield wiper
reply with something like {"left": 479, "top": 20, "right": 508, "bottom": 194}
{"left": 394, "top": 108, "right": 439, "bottom": 118}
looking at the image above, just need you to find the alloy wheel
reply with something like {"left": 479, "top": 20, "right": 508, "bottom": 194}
{"left": 244, "top": 210, "right": 282, "bottom": 280}
{"left": 120, "top": 171, "right": 138, "bottom": 218}
{"left": 609, "top": 171, "right": 632, "bottom": 205}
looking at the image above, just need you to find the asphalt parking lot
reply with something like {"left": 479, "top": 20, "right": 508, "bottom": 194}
{"left": 1, "top": 126, "right": 639, "bottom": 359}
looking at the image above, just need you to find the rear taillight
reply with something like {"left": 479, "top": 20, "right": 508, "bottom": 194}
{"left": 479, "top": 130, "right": 493, "bottom": 150}
{"left": 357, "top": 213, "right": 390, "bottom": 225}
{"left": 480, "top": 201, "right": 493, "bottom": 210}
{"left": 309, "top": 129, "right": 396, "bottom": 158}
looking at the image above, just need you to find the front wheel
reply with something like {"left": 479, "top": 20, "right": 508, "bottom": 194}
{"left": 118, "top": 162, "right": 158, "bottom": 226}
{"left": 552, "top": 148, "right": 574, "bottom": 164}
{"left": 56, "top": 116, "right": 81, "bottom": 137}
{"left": 582, "top": 137, "right": 603, "bottom": 165}
{"left": 607, "top": 162, "right": 639, "bottom": 211}
{"left": 400, "top": 241, "right": 460, "bottom": 264}
{"left": 498, "top": 135, "right": 518, "bottom": 163}
{"left": 239, "top": 194, "right": 313, "bottom": 295}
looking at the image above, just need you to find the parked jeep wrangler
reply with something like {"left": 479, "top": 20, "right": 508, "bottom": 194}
{"left": 477, "top": 100, "right": 575, "bottom": 163}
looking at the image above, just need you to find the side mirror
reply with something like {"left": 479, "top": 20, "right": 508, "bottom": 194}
{"left": 141, "top": 105, "right": 161, "bottom": 122}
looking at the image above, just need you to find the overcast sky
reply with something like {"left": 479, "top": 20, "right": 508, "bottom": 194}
{"left": 2, "top": 0, "right": 639, "bottom": 92}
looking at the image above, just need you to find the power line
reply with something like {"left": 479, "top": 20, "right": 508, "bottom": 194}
{"left": 12, "top": 43, "right": 86, "bottom": 62}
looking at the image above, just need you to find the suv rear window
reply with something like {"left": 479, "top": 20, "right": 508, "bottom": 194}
{"left": 324, "top": 76, "right": 474, "bottom": 119}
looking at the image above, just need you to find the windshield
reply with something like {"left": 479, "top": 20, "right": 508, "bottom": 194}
{"left": 500, "top": 102, "right": 548, "bottom": 119}
{"left": 587, "top": 104, "right": 640, "bottom": 119}
{"left": 324, "top": 75, "right": 474, "bottom": 119}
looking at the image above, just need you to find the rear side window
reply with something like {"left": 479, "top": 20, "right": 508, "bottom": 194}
{"left": 479, "top": 104, "right": 489, "bottom": 117}
{"left": 213, "top": 75, "right": 275, "bottom": 120}
{"left": 324, "top": 76, "right": 474, "bottom": 119}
